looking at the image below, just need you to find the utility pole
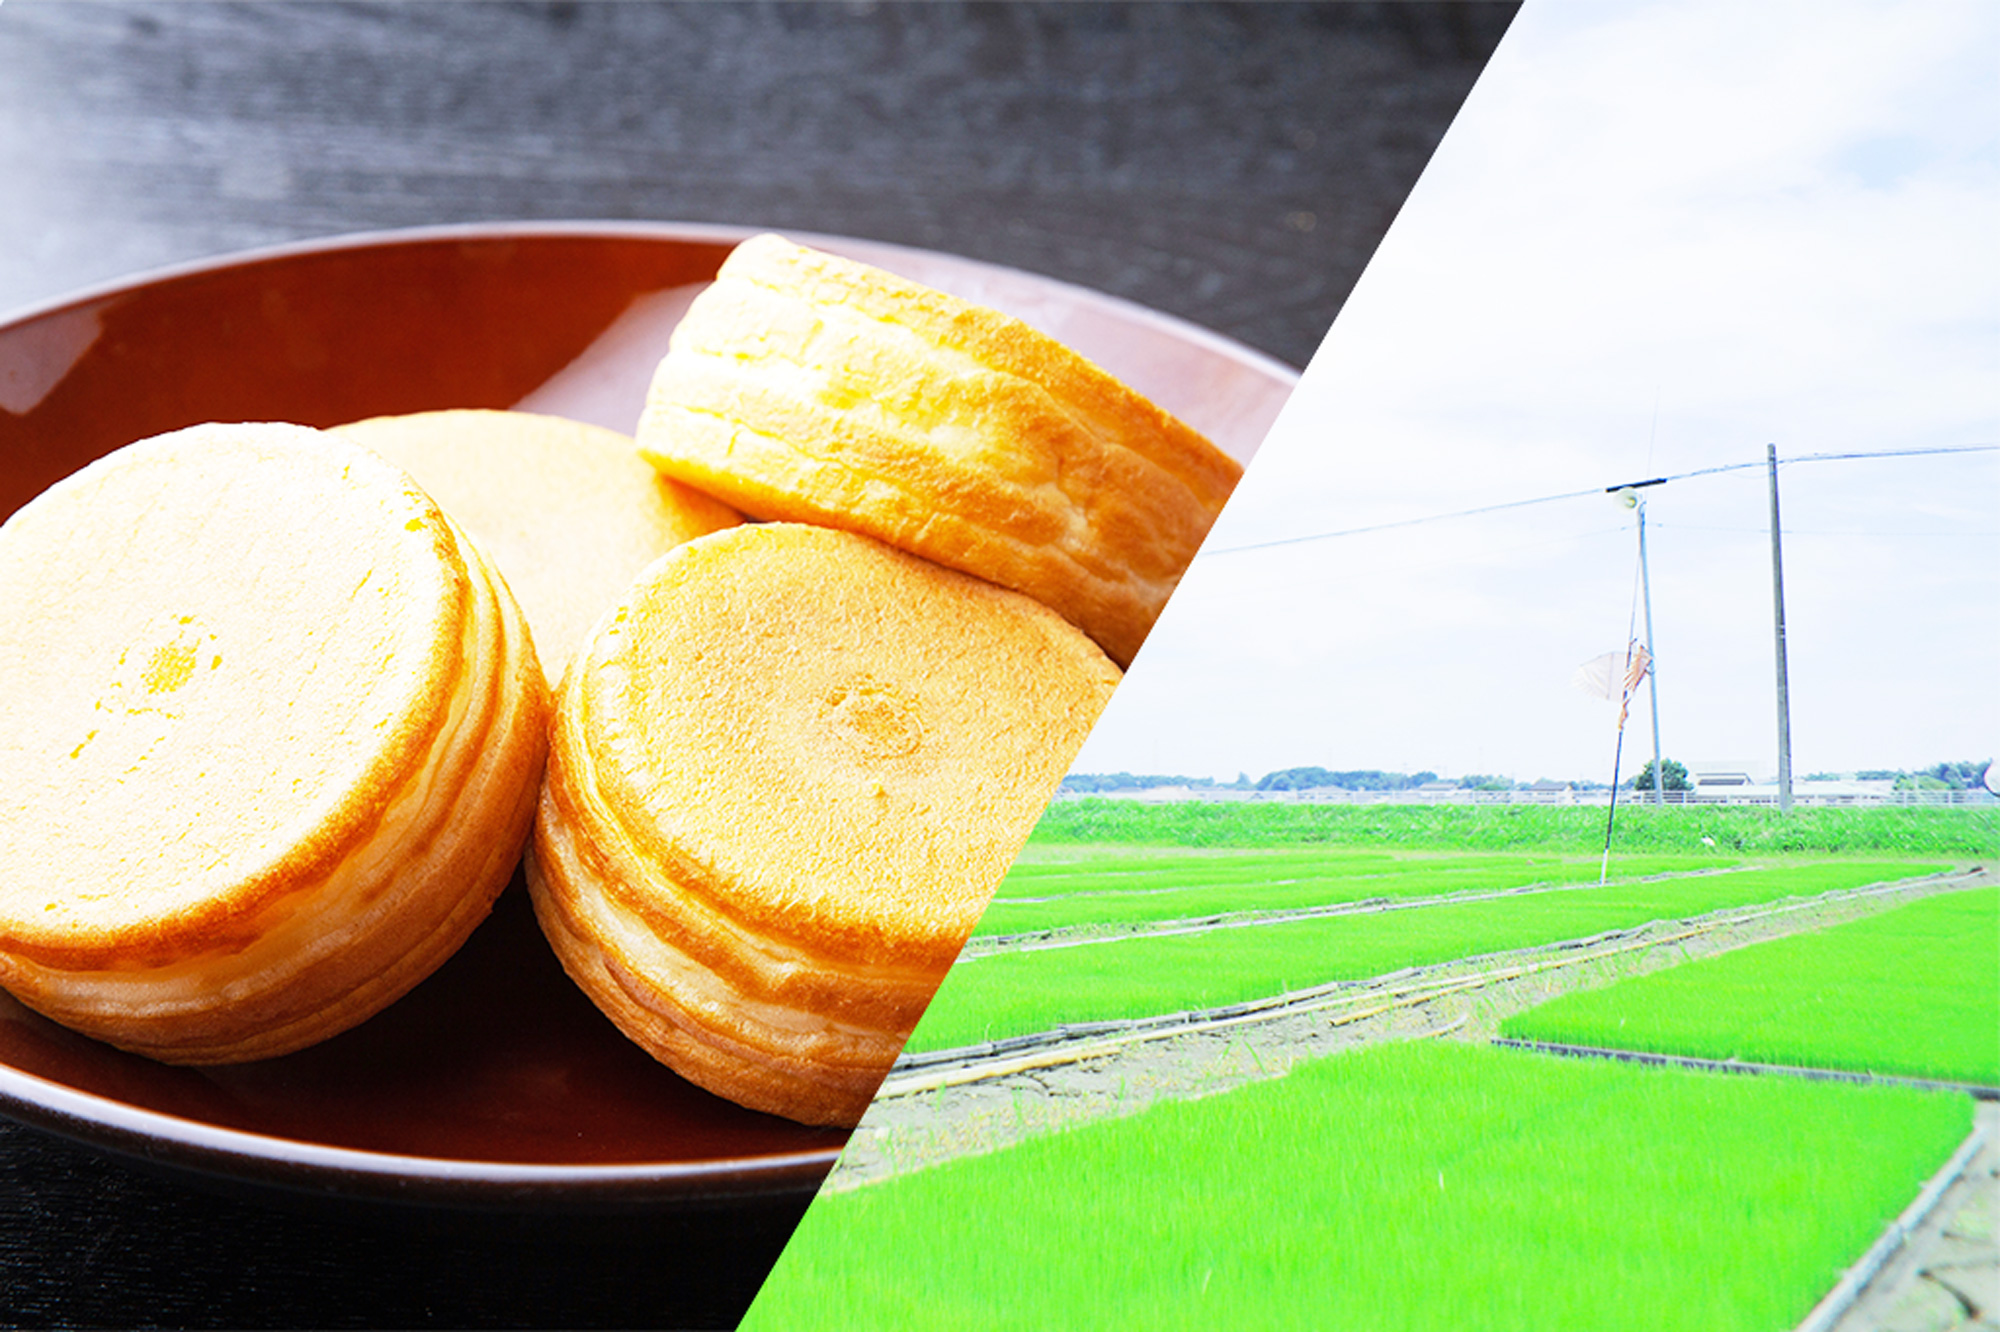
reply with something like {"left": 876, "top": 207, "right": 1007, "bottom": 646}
{"left": 1607, "top": 476, "right": 1669, "bottom": 803}
{"left": 1767, "top": 444, "right": 1794, "bottom": 813}
{"left": 1637, "top": 497, "right": 1664, "bottom": 804}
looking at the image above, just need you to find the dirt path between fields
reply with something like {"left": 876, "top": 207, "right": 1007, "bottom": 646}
{"left": 829, "top": 864, "right": 1992, "bottom": 1193}
{"left": 1823, "top": 1100, "right": 1997, "bottom": 1332}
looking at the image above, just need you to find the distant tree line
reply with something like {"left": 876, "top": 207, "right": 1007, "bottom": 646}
{"left": 1065, "top": 769, "right": 1560, "bottom": 794}
{"left": 1853, "top": 760, "right": 1993, "bottom": 791}
{"left": 1064, "top": 758, "right": 1992, "bottom": 797}
{"left": 1059, "top": 772, "right": 1229, "bottom": 794}
{"left": 1255, "top": 767, "right": 1440, "bottom": 792}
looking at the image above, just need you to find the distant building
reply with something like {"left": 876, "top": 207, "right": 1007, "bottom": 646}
{"left": 1687, "top": 758, "right": 1768, "bottom": 791}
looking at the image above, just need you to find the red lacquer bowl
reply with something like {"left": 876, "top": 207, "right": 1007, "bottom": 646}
{"left": 0, "top": 223, "right": 1296, "bottom": 1208}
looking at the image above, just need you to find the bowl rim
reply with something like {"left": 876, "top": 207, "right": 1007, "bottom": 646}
{"left": 0, "top": 1055, "right": 844, "bottom": 1208}
{"left": 0, "top": 218, "right": 1302, "bottom": 386}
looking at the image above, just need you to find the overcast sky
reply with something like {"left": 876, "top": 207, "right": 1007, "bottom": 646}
{"left": 1072, "top": 0, "right": 1998, "bottom": 785}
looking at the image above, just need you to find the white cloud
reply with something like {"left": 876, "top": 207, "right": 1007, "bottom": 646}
{"left": 1078, "top": 0, "right": 2000, "bottom": 784}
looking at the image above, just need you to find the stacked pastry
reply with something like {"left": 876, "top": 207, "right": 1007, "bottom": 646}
{"left": 636, "top": 234, "right": 1243, "bottom": 668}
{"left": 0, "top": 424, "right": 547, "bottom": 1063}
{"left": 0, "top": 237, "right": 1242, "bottom": 1130}
{"left": 331, "top": 409, "right": 740, "bottom": 681}
{"left": 531, "top": 236, "right": 1238, "bottom": 1124}
{"left": 529, "top": 523, "right": 1120, "bottom": 1126}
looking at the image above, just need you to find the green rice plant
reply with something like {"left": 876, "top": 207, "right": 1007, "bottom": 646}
{"left": 744, "top": 1042, "right": 1975, "bottom": 1331}
{"left": 1032, "top": 799, "right": 2000, "bottom": 858}
{"left": 1501, "top": 886, "right": 2000, "bottom": 1086}
{"left": 911, "top": 861, "right": 1941, "bottom": 1052}
{"left": 979, "top": 847, "right": 1736, "bottom": 937}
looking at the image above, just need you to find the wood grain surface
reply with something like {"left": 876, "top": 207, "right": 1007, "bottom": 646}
{"left": 0, "top": 3, "right": 1514, "bottom": 1327}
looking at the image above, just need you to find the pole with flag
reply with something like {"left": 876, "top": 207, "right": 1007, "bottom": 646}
{"left": 1574, "top": 640, "right": 1652, "bottom": 884}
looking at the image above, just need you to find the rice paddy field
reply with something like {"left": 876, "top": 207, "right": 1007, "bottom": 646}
{"left": 1031, "top": 799, "right": 2000, "bottom": 858}
{"left": 1501, "top": 885, "right": 2000, "bottom": 1087}
{"left": 746, "top": 1041, "right": 1978, "bottom": 1331}
{"left": 910, "top": 857, "right": 1944, "bottom": 1053}
{"left": 977, "top": 847, "right": 1726, "bottom": 936}
{"left": 748, "top": 803, "right": 1997, "bottom": 1328}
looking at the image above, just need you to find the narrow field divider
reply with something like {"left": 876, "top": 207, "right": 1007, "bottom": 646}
{"left": 1491, "top": 1038, "right": 2000, "bottom": 1100}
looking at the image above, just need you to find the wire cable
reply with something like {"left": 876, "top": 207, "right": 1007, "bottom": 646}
{"left": 1198, "top": 442, "right": 1999, "bottom": 558}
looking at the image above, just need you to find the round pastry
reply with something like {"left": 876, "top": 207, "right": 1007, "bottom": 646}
{"left": 527, "top": 522, "right": 1121, "bottom": 1126}
{"left": 634, "top": 233, "right": 1243, "bottom": 667}
{"left": 332, "top": 408, "right": 740, "bottom": 680}
{"left": 0, "top": 422, "right": 548, "bottom": 1064}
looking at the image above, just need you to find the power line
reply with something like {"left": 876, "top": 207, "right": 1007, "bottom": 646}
{"left": 1198, "top": 485, "right": 1605, "bottom": 555}
{"left": 1659, "top": 524, "right": 1998, "bottom": 537}
{"left": 1198, "top": 442, "right": 2000, "bottom": 558}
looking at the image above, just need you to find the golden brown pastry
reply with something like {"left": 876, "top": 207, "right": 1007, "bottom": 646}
{"left": 332, "top": 408, "right": 740, "bottom": 680}
{"left": 0, "top": 422, "right": 548, "bottom": 1063}
{"left": 634, "top": 234, "right": 1242, "bottom": 666}
{"left": 527, "top": 523, "right": 1120, "bottom": 1125}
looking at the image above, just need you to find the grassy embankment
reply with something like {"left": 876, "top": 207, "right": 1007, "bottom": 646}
{"left": 1031, "top": 798, "right": 2000, "bottom": 857}
{"left": 910, "top": 859, "right": 1942, "bottom": 1053}
{"left": 746, "top": 1041, "right": 1975, "bottom": 1332}
{"left": 979, "top": 848, "right": 1728, "bottom": 936}
{"left": 1501, "top": 885, "right": 2000, "bottom": 1087}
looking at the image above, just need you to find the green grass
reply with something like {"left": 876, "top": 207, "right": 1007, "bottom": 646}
{"left": 911, "top": 861, "right": 1941, "bottom": 1052}
{"left": 979, "top": 847, "right": 1737, "bottom": 937}
{"left": 1501, "top": 886, "right": 2000, "bottom": 1087}
{"left": 745, "top": 1042, "right": 1976, "bottom": 1331}
{"left": 1032, "top": 799, "right": 2000, "bottom": 857}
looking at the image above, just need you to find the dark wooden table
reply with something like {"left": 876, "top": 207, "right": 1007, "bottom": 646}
{"left": 0, "top": 4, "right": 1513, "bottom": 1326}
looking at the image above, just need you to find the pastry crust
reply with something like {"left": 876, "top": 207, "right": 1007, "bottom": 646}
{"left": 333, "top": 408, "right": 740, "bottom": 680}
{"left": 635, "top": 234, "right": 1242, "bottom": 666}
{"left": 528, "top": 523, "right": 1120, "bottom": 1125}
{"left": 0, "top": 423, "right": 549, "bottom": 1062}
